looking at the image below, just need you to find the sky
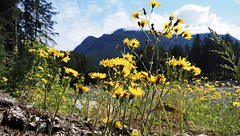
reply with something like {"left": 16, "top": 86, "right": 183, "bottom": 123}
{"left": 51, "top": 0, "right": 240, "bottom": 51}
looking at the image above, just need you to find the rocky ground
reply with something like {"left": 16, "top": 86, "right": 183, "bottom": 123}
{"left": 0, "top": 91, "right": 217, "bottom": 136}
{"left": 0, "top": 92, "right": 97, "bottom": 136}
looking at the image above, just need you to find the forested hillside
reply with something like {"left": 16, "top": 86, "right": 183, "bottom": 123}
{"left": 74, "top": 29, "right": 240, "bottom": 80}
{"left": 0, "top": 0, "right": 58, "bottom": 90}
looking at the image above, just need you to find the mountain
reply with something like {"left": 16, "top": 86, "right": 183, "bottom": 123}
{"left": 73, "top": 28, "right": 239, "bottom": 64}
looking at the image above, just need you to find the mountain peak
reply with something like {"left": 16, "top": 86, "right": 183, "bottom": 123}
{"left": 73, "top": 29, "right": 239, "bottom": 64}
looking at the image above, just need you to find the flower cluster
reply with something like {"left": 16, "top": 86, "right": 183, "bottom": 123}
{"left": 89, "top": 72, "right": 107, "bottom": 79}
{"left": 123, "top": 38, "right": 140, "bottom": 49}
{"left": 102, "top": 117, "right": 123, "bottom": 129}
{"left": 64, "top": 67, "right": 79, "bottom": 77}
{"left": 29, "top": 48, "right": 70, "bottom": 63}
{"left": 167, "top": 56, "right": 201, "bottom": 76}
{"left": 131, "top": 0, "right": 192, "bottom": 40}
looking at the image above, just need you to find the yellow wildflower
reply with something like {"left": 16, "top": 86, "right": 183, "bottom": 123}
{"left": 104, "top": 81, "right": 115, "bottom": 88}
{"left": 169, "top": 14, "right": 176, "bottom": 20}
{"left": 37, "top": 48, "right": 48, "bottom": 57}
{"left": 64, "top": 67, "right": 79, "bottom": 77}
{"left": 121, "top": 66, "right": 132, "bottom": 77}
{"left": 65, "top": 51, "right": 71, "bottom": 56}
{"left": 132, "top": 130, "right": 139, "bottom": 136}
{"left": 156, "top": 74, "right": 166, "bottom": 84}
{"left": 63, "top": 76, "right": 69, "bottom": 79}
{"left": 141, "top": 71, "right": 149, "bottom": 78}
{"left": 149, "top": 0, "right": 160, "bottom": 8}
{"left": 89, "top": 72, "right": 107, "bottom": 79}
{"left": 129, "top": 38, "right": 140, "bottom": 48}
{"left": 57, "top": 51, "right": 65, "bottom": 58}
{"left": 233, "top": 101, "right": 240, "bottom": 106}
{"left": 173, "top": 25, "right": 183, "bottom": 35}
{"left": 29, "top": 49, "right": 36, "bottom": 52}
{"left": 167, "top": 56, "right": 178, "bottom": 67}
{"left": 164, "top": 22, "right": 170, "bottom": 30}
{"left": 131, "top": 71, "right": 143, "bottom": 81}
{"left": 115, "top": 121, "right": 122, "bottom": 128}
{"left": 165, "top": 31, "right": 173, "bottom": 39}
{"left": 102, "top": 117, "right": 113, "bottom": 124}
{"left": 114, "top": 57, "right": 132, "bottom": 67}
{"left": 139, "top": 19, "right": 150, "bottom": 27}
{"left": 131, "top": 11, "right": 142, "bottom": 20}
{"left": 62, "top": 56, "right": 70, "bottom": 63}
{"left": 48, "top": 48, "right": 58, "bottom": 54}
{"left": 182, "top": 30, "right": 192, "bottom": 40}
{"left": 129, "top": 87, "right": 143, "bottom": 97}
{"left": 123, "top": 38, "right": 130, "bottom": 45}
{"left": 124, "top": 92, "right": 130, "bottom": 98}
{"left": 177, "top": 57, "right": 191, "bottom": 68}
{"left": 226, "top": 92, "right": 231, "bottom": 96}
{"left": 36, "top": 74, "right": 41, "bottom": 78}
{"left": 235, "top": 89, "right": 240, "bottom": 93}
{"left": 191, "top": 66, "right": 201, "bottom": 76}
{"left": 176, "top": 18, "right": 184, "bottom": 25}
{"left": 38, "top": 66, "right": 43, "bottom": 70}
{"left": 75, "top": 84, "right": 90, "bottom": 92}
{"left": 122, "top": 53, "right": 135, "bottom": 65}
{"left": 99, "top": 58, "right": 115, "bottom": 67}
{"left": 148, "top": 75, "right": 157, "bottom": 83}
{"left": 3, "top": 77, "right": 8, "bottom": 82}
{"left": 41, "top": 78, "right": 47, "bottom": 83}
{"left": 113, "top": 85, "right": 125, "bottom": 98}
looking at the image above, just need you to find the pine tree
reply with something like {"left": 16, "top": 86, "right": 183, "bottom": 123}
{"left": 0, "top": 0, "right": 19, "bottom": 52}
{"left": 189, "top": 34, "right": 202, "bottom": 66}
{"left": 184, "top": 42, "right": 190, "bottom": 57}
{"left": 0, "top": 0, "right": 58, "bottom": 92}
{"left": 170, "top": 44, "right": 185, "bottom": 57}
{"left": 18, "top": 0, "right": 58, "bottom": 45}
{"left": 233, "top": 40, "right": 240, "bottom": 57}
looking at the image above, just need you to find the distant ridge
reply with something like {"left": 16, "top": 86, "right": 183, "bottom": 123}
{"left": 73, "top": 28, "right": 239, "bottom": 64}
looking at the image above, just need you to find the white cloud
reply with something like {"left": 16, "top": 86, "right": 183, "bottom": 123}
{"left": 53, "top": 18, "right": 104, "bottom": 51}
{"left": 52, "top": 0, "right": 104, "bottom": 51}
{"left": 147, "top": 13, "right": 168, "bottom": 30}
{"left": 173, "top": 4, "right": 240, "bottom": 40}
{"left": 54, "top": 0, "right": 81, "bottom": 20}
{"left": 236, "top": 0, "right": 240, "bottom": 3}
{"left": 174, "top": 4, "right": 219, "bottom": 26}
{"left": 52, "top": 2, "right": 240, "bottom": 51}
{"left": 86, "top": 4, "right": 103, "bottom": 18}
{"left": 103, "top": 11, "right": 138, "bottom": 32}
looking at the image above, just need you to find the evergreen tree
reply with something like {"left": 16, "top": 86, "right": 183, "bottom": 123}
{"left": 201, "top": 34, "right": 220, "bottom": 78}
{"left": 223, "top": 33, "right": 233, "bottom": 44}
{"left": 18, "top": 0, "right": 58, "bottom": 45}
{"left": 0, "top": 0, "right": 19, "bottom": 52}
{"left": 233, "top": 40, "right": 240, "bottom": 57}
{"left": 189, "top": 34, "right": 202, "bottom": 66}
{"left": 0, "top": 0, "right": 58, "bottom": 92}
{"left": 66, "top": 52, "right": 98, "bottom": 84}
{"left": 184, "top": 42, "right": 190, "bottom": 57}
{"left": 170, "top": 44, "right": 185, "bottom": 57}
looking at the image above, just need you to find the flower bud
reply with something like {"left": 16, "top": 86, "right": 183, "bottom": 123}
{"left": 143, "top": 8, "right": 147, "bottom": 15}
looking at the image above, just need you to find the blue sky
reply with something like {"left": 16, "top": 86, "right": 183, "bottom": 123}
{"left": 51, "top": 0, "right": 240, "bottom": 51}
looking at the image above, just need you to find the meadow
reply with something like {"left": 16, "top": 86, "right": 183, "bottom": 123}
{"left": 1, "top": 0, "right": 240, "bottom": 135}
